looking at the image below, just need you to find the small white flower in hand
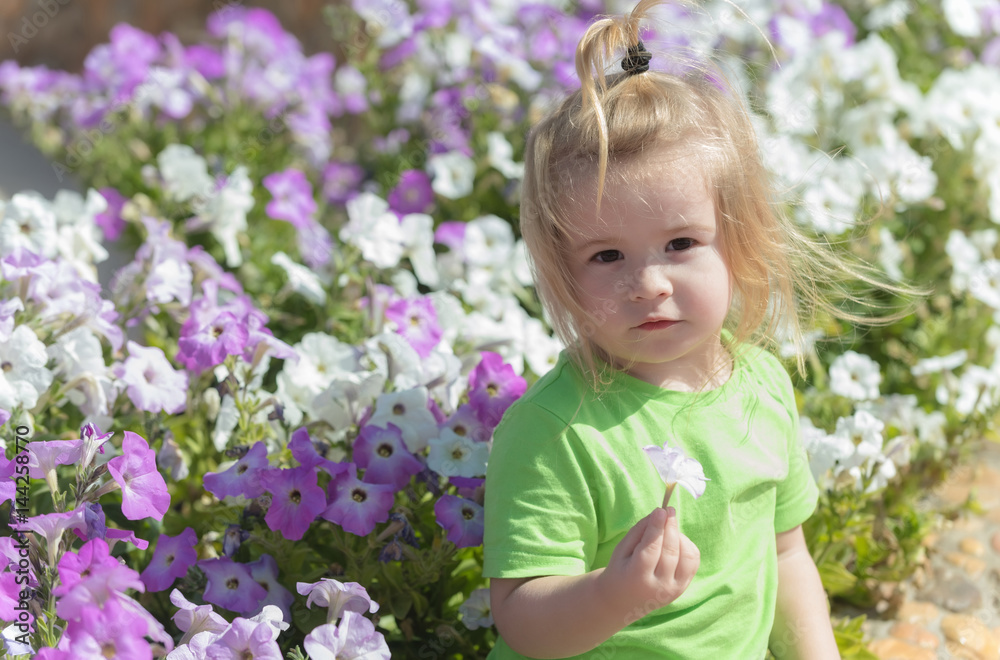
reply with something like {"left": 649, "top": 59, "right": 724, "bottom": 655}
{"left": 643, "top": 442, "right": 709, "bottom": 508}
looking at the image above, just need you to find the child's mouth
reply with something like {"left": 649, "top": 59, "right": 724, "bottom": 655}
{"left": 637, "top": 320, "right": 677, "bottom": 331}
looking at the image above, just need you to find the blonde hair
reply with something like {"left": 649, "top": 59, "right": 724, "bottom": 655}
{"left": 520, "top": 0, "right": 914, "bottom": 388}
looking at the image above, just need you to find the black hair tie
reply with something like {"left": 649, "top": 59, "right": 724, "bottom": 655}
{"left": 622, "top": 40, "right": 652, "bottom": 75}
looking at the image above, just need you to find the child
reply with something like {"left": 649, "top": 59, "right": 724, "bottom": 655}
{"left": 483, "top": 1, "right": 864, "bottom": 658}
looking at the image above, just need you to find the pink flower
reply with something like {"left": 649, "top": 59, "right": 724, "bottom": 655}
{"left": 63, "top": 598, "right": 153, "bottom": 660}
{"left": 53, "top": 538, "right": 144, "bottom": 620}
{"left": 106, "top": 432, "right": 171, "bottom": 521}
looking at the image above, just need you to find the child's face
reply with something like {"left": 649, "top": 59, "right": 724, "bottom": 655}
{"left": 566, "top": 150, "right": 733, "bottom": 388}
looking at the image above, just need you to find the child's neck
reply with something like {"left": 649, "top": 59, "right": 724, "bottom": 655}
{"left": 623, "top": 340, "right": 733, "bottom": 392}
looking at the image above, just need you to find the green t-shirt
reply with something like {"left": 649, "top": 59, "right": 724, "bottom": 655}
{"left": 483, "top": 347, "right": 819, "bottom": 659}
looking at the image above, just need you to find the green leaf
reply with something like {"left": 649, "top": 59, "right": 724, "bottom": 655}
{"left": 817, "top": 559, "right": 859, "bottom": 596}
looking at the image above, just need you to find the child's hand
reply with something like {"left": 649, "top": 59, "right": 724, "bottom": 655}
{"left": 597, "top": 507, "right": 700, "bottom": 625}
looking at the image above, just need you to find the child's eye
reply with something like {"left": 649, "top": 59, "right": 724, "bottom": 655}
{"left": 591, "top": 249, "right": 622, "bottom": 263}
{"left": 667, "top": 238, "right": 696, "bottom": 251}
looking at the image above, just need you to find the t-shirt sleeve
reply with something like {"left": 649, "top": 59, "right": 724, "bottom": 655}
{"left": 767, "top": 355, "right": 820, "bottom": 533}
{"left": 482, "top": 400, "right": 598, "bottom": 578}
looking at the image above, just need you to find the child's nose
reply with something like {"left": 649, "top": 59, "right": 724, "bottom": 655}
{"left": 628, "top": 263, "right": 673, "bottom": 301}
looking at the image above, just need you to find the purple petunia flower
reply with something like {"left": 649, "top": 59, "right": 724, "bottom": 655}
{"left": 467, "top": 351, "right": 527, "bottom": 428}
{"left": 106, "top": 432, "right": 171, "bottom": 521}
{"left": 82, "top": 502, "right": 106, "bottom": 541}
{"left": 433, "top": 221, "right": 466, "bottom": 252}
{"left": 434, "top": 495, "right": 484, "bottom": 548}
{"left": 258, "top": 465, "right": 327, "bottom": 541}
{"left": 117, "top": 341, "right": 189, "bottom": 414}
{"left": 176, "top": 309, "right": 250, "bottom": 372}
{"left": 263, "top": 169, "right": 317, "bottom": 228}
{"left": 94, "top": 187, "right": 128, "bottom": 241}
{"left": 247, "top": 554, "right": 295, "bottom": 621}
{"left": 384, "top": 296, "right": 443, "bottom": 359}
{"left": 303, "top": 611, "right": 391, "bottom": 660}
{"left": 204, "top": 441, "right": 269, "bottom": 500}
{"left": 353, "top": 423, "right": 423, "bottom": 490}
{"left": 288, "top": 427, "right": 348, "bottom": 478}
{"left": 198, "top": 557, "right": 268, "bottom": 615}
{"left": 808, "top": 1, "right": 856, "bottom": 45}
{"left": 321, "top": 466, "right": 395, "bottom": 537}
{"left": 140, "top": 527, "right": 198, "bottom": 592}
{"left": 297, "top": 578, "right": 378, "bottom": 623}
{"left": 387, "top": 170, "right": 434, "bottom": 215}
{"left": 207, "top": 615, "right": 283, "bottom": 660}
{"left": 442, "top": 403, "right": 492, "bottom": 444}
{"left": 323, "top": 161, "right": 364, "bottom": 205}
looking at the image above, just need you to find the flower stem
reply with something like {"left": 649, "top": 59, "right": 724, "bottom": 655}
{"left": 662, "top": 482, "right": 676, "bottom": 510}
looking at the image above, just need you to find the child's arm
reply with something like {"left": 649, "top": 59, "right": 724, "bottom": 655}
{"left": 768, "top": 525, "right": 840, "bottom": 659}
{"left": 490, "top": 507, "right": 699, "bottom": 659}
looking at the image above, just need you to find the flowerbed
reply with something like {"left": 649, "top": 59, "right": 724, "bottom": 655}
{"left": 1, "top": 0, "right": 999, "bottom": 658}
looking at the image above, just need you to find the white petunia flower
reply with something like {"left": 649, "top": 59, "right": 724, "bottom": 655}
{"left": 191, "top": 166, "right": 254, "bottom": 267}
{"left": 367, "top": 387, "right": 439, "bottom": 453}
{"left": 486, "top": 132, "right": 524, "bottom": 180}
{"left": 47, "top": 327, "right": 111, "bottom": 417}
{"left": 464, "top": 215, "right": 514, "bottom": 267}
{"left": 352, "top": 0, "right": 413, "bottom": 48}
{"left": 829, "top": 350, "right": 882, "bottom": 401}
{"left": 213, "top": 394, "right": 239, "bottom": 452}
{"left": 428, "top": 151, "right": 476, "bottom": 200}
{"left": 834, "top": 410, "right": 886, "bottom": 473}
{"left": 0, "top": 325, "right": 53, "bottom": 411}
{"left": 912, "top": 350, "right": 968, "bottom": 377}
{"left": 800, "top": 417, "right": 854, "bottom": 483}
{"left": 157, "top": 144, "right": 214, "bottom": 203}
{"left": 399, "top": 213, "right": 439, "bottom": 287}
{"left": 341, "top": 192, "right": 405, "bottom": 269}
{"left": 954, "top": 365, "right": 999, "bottom": 416}
{"left": 942, "top": 0, "right": 987, "bottom": 37}
{"left": 427, "top": 428, "right": 489, "bottom": 478}
{"left": 945, "top": 230, "right": 981, "bottom": 293}
{"left": 271, "top": 251, "right": 327, "bottom": 305}
{"left": 459, "top": 589, "right": 494, "bottom": 631}
{"left": 969, "top": 260, "right": 1000, "bottom": 309}
{"left": 878, "top": 227, "right": 905, "bottom": 282}
{"left": 0, "top": 191, "right": 58, "bottom": 258}
{"left": 276, "top": 333, "right": 359, "bottom": 425}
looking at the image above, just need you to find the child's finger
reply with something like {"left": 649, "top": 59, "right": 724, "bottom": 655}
{"left": 616, "top": 508, "right": 663, "bottom": 560}
{"left": 632, "top": 508, "right": 668, "bottom": 565}
{"left": 674, "top": 533, "right": 701, "bottom": 587}
{"left": 657, "top": 506, "right": 681, "bottom": 572}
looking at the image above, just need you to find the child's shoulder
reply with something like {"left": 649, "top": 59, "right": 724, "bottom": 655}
{"left": 503, "top": 350, "right": 590, "bottom": 424}
{"left": 735, "top": 342, "right": 797, "bottom": 408}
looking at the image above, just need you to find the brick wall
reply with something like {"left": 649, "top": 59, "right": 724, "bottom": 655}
{"left": 0, "top": 0, "right": 339, "bottom": 71}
